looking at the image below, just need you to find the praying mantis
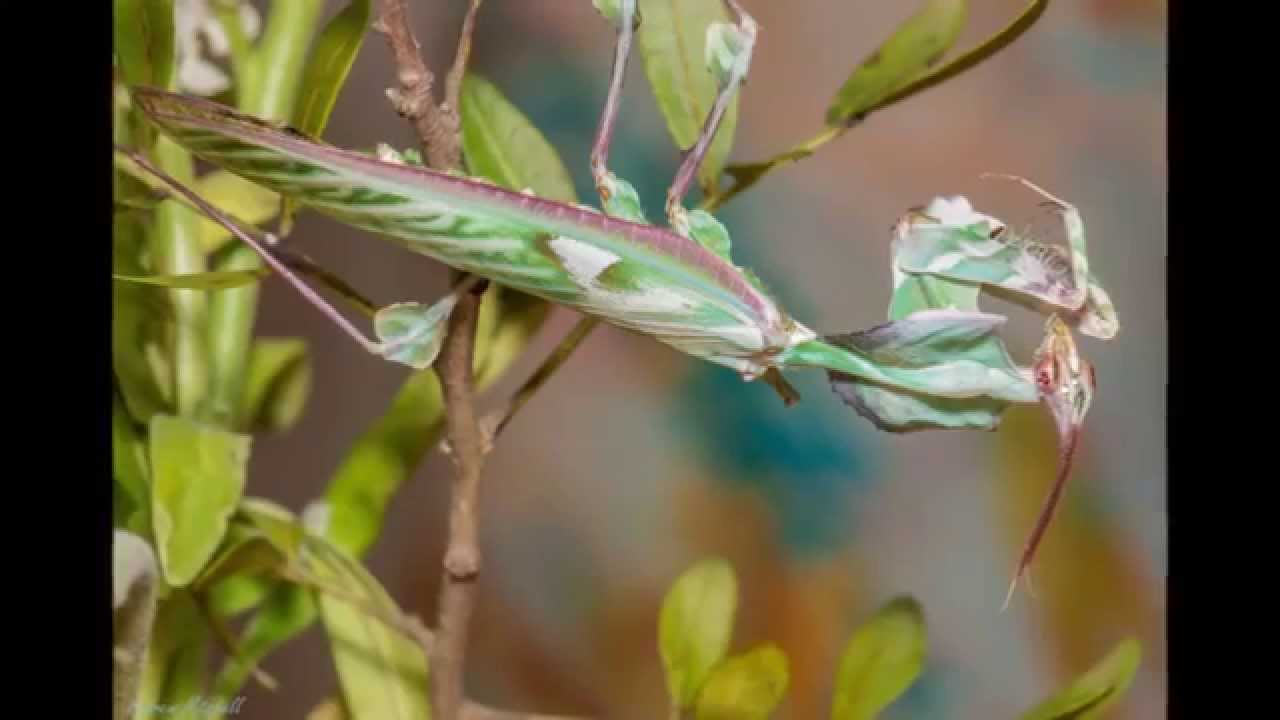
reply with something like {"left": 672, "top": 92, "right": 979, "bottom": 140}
{"left": 120, "top": 0, "right": 1118, "bottom": 606}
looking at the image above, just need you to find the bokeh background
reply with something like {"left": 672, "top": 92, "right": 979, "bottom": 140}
{"left": 240, "top": 1, "right": 1166, "bottom": 717}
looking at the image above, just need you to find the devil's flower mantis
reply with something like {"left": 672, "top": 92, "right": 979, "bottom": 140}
{"left": 119, "top": 0, "right": 1117, "bottom": 605}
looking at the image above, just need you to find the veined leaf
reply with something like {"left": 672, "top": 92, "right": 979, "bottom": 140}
{"left": 826, "top": 0, "right": 967, "bottom": 126}
{"left": 831, "top": 596, "right": 927, "bottom": 720}
{"left": 695, "top": 644, "right": 790, "bottom": 720}
{"left": 638, "top": 0, "right": 738, "bottom": 195}
{"left": 1018, "top": 638, "right": 1142, "bottom": 720}
{"left": 240, "top": 338, "right": 313, "bottom": 432}
{"left": 460, "top": 73, "right": 578, "bottom": 203}
{"left": 660, "top": 557, "right": 739, "bottom": 708}
{"left": 282, "top": 0, "right": 373, "bottom": 232}
{"left": 113, "top": 268, "right": 270, "bottom": 290}
{"left": 149, "top": 414, "right": 252, "bottom": 586}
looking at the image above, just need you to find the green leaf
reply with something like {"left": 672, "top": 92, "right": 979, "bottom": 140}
{"left": 826, "top": 0, "right": 967, "bottom": 126}
{"left": 374, "top": 297, "right": 458, "bottom": 370}
{"left": 194, "top": 171, "right": 281, "bottom": 253}
{"left": 113, "top": 268, "right": 270, "bottom": 290}
{"left": 660, "top": 557, "right": 739, "bottom": 708}
{"left": 211, "top": 582, "right": 317, "bottom": 706}
{"left": 282, "top": 0, "right": 373, "bottom": 231}
{"left": 695, "top": 645, "right": 790, "bottom": 720}
{"left": 114, "top": 0, "right": 175, "bottom": 89}
{"left": 638, "top": 0, "right": 738, "bottom": 195}
{"left": 831, "top": 596, "right": 927, "bottom": 720}
{"left": 113, "top": 213, "right": 171, "bottom": 424}
{"left": 113, "top": 393, "right": 151, "bottom": 534}
{"left": 324, "top": 370, "right": 445, "bottom": 557}
{"left": 114, "top": 530, "right": 159, "bottom": 720}
{"left": 1019, "top": 638, "right": 1142, "bottom": 720}
{"left": 306, "top": 537, "right": 430, "bottom": 720}
{"left": 135, "top": 591, "right": 210, "bottom": 720}
{"left": 149, "top": 414, "right": 252, "bottom": 586}
{"left": 293, "top": 0, "right": 372, "bottom": 139}
{"left": 240, "top": 338, "right": 313, "bottom": 432}
{"left": 459, "top": 73, "right": 578, "bottom": 203}
{"left": 206, "top": 500, "right": 314, "bottom": 705}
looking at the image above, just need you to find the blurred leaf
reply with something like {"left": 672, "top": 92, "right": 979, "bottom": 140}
{"left": 375, "top": 297, "right": 458, "bottom": 370}
{"left": 460, "top": 73, "right": 578, "bottom": 202}
{"left": 869, "top": 0, "right": 1049, "bottom": 116}
{"left": 240, "top": 338, "right": 313, "bottom": 432}
{"left": 660, "top": 557, "right": 739, "bottom": 708}
{"left": 1018, "top": 638, "right": 1142, "bottom": 720}
{"left": 149, "top": 414, "right": 252, "bottom": 586}
{"left": 308, "top": 698, "right": 350, "bottom": 720}
{"left": 282, "top": 0, "right": 373, "bottom": 232}
{"left": 194, "top": 521, "right": 283, "bottom": 590}
{"left": 474, "top": 286, "right": 552, "bottom": 389}
{"left": 638, "top": 0, "right": 738, "bottom": 195}
{"left": 211, "top": 582, "right": 317, "bottom": 707}
{"left": 306, "top": 538, "right": 430, "bottom": 720}
{"left": 113, "top": 213, "right": 171, "bottom": 423}
{"left": 135, "top": 591, "right": 210, "bottom": 720}
{"left": 695, "top": 644, "right": 790, "bottom": 720}
{"left": 240, "top": 0, "right": 326, "bottom": 120}
{"left": 113, "top": 268, "right": 270, "bottom": 290}
{"left": 113, "top": 392, "right": 151, "bottom": 534}
{"left": 826, "top": 0, "right": 967, "bottom": 126}
{"left": 114, "top": 530, "right": 159, "bottom": 720}
{"left": 208, "top": 499, "right": 315, "bottom": 705}
{"left": 831, "top": 596, "right": 927, "bottom": 720}
{"left": 194, "top": 171, "right": 281, "bottom": 254}
{"left": 114, "top": 0, "right": 175, "bottom": 89}
{"left": 324, "top": 368, "right": 445, "bottom": 557}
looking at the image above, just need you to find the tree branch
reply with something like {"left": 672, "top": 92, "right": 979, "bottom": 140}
{"left": 373, "top": 2, "right": 489, "bottom": 718}
{"left": 372, "top": 0, "right": 457, "bottom": 169}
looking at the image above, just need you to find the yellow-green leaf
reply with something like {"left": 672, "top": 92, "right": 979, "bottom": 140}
{"left": 460, "top": 73, "right": 578, "bottom": 203}
{"left": 114, "top": 0, "right": 175, "bottom": 89}
{"left": 282, "top": 0, "right": 373, "bottom": 232}
{"left": 638, "top": 0, "right": 738, "bottom": 195}
{"left": 307, "top": 538, "right": 430, "bottom": 720}
{"left": 113, "top": 268, "right": 270, "bottom": 290}
{"left": 696, "top": 644, "right": 790, "bottom": 720}
{"left": 831, "top": 596, "right": 927, "bottom": 720}
{"left": 826, "top": 0, "right": 967, "bottom": 126}
{"left": 240, "top": 338, "right": 313, "bottom": 432}
{"left": 195, "top": 171, "right": 281, "bottom": 253}
{"left": 1018, "top": 638, "right": 1142, "bottom": 720}
{"left": 149, "top": 414, "right": 252, "bottom": 586}
{"left": 660, "top": 557, "right": 739, "bottom": 707}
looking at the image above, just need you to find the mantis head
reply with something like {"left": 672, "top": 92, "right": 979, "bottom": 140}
{"left": 1004, "top": 314, "right": 1097, "bottom": 609}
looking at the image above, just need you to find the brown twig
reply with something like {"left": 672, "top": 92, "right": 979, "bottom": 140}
{"left": 372, "top": 0, "right": 458, "bottom": 169}
{"left": 373, "top": 2, "right": 491, "bottom": 718}
{"left": 484, "top": 316, "right": 599, "bottom": 441}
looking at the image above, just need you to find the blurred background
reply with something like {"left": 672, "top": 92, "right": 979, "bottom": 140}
{"left": 240, "top": 1, "right": 1166, "bottom": 717}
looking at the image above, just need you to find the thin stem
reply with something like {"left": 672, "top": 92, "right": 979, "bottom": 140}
{"left": 192, "top": 591, "right": 280, "bottom": 692}
{"left": 430, "top": 278, "right": 488, "bottom": 720}
{"left": 487, "top": 317, "right": 599, "bottom": 441}
{"left": 444, "top": 0, "right": 484, "bottom": 119}
{"left": 373, "top": 0, "right": 456, "bottom": 168}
